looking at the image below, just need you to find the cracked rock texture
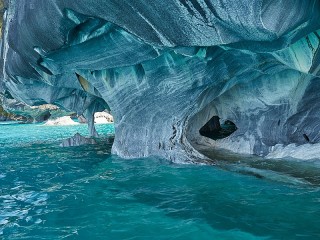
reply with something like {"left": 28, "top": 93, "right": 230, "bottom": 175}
{"left": 1, "top": 1, "right": 320, "bottom": 162}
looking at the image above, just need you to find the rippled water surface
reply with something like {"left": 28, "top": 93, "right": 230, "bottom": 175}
{"left": 1, "top": 123, "right": 320, "bottom": 239}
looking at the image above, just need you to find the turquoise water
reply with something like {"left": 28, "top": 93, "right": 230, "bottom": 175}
{"left": 0, "top": 123, "right": 320, "bottom": 239}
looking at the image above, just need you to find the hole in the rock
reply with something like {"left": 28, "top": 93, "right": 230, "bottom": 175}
{"left": 199, "top": 116, "right": 237, "bottom": 140}
{"left": 42, "top": 112, "right": 51, "bottom": 121}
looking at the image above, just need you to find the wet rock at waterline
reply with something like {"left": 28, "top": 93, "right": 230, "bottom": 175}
{"left": 1, "top": 1, "right": 320, "bottom": 162}
{"left": 60, "top": 133, "right": 97, "bottom": 147}
{"left": 44, "top": 116, "right": 79, "bottom": 126}
{"left": 1, "top": 94, "right": 75, "bottom": 123}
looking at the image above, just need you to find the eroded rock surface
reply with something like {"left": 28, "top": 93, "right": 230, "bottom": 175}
{"left": 60, "top": 133, "right": 96, "bottom": 147}
{"left": 94, "top": 112, "right": 114, "bottom": 124}
{"left": 1, "top": 94, "right": 74, "bottom": 123}
{"left": 44, "top": 116, "right": 79, "bottom": 126}
{"left": 1, "top": 1, "right": 320, "bottom": 162}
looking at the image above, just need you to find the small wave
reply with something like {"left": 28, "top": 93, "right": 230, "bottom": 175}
{"left": 0, "top": 191, "right": 48, "bottom": 236}
{"left": 0, "top": 121, "right": 23, "bottom": 125}
{"left": 228, "top": 165, "right": 311, "bottom": 185}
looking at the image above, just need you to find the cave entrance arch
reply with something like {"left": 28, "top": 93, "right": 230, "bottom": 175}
{"left": 199, "top": 116, "right": 237, "bottom": 140}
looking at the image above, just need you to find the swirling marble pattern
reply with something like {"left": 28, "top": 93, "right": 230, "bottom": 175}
{"left": 1, "top": 0, "right": 320, "bottom": 162}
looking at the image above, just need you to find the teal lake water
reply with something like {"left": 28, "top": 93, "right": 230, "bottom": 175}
{"left": 0, "top": 123, "right": 320, "bottom": 239}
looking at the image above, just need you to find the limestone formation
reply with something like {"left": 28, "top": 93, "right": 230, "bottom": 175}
{"left": 94, "top": 112, "right": 113, "bottom": 124}
{"left": 44, "top": 116, "right": 79, "bottom": 126}
{"left": 60, "top": 133, "right": 97, "bottom": 147}
{"left": 1, "top": 1, "right": 320, "bottom": 162}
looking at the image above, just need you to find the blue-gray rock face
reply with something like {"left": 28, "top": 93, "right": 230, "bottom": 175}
{"left": 60, "top": 133, "right": 97, "bottom": 147}
{"left": 1, "top": 1, "right": 320, "bottom": 162}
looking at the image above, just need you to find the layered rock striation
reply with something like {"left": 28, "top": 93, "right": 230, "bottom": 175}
{"left": 1, "top": 1, "right": 320, "bottom": 162}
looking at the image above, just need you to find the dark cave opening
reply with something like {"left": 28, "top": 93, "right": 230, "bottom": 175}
{"left": 199, "top": 116, "right": 237, "bottom": 140}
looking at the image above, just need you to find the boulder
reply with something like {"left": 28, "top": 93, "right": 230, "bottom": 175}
{"left": 60, "top": 133, "right": 96, "bottom": 147}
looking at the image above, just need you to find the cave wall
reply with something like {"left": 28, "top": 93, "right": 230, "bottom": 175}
{"left": 1, "top": 0, "right": 320, "bottom": 162}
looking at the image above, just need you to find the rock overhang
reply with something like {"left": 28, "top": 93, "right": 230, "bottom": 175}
{"left": 1, "top": 0, "right": 320, "bottom": 162}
